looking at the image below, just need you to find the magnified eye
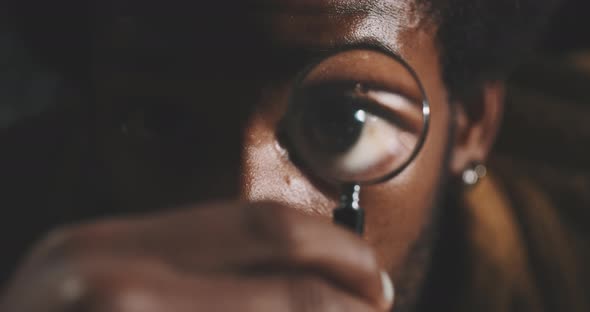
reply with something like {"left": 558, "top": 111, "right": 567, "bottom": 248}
{"left": 283, "top": 83, "right": 423, "bottom": 183}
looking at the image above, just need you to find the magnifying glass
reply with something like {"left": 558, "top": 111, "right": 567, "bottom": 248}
{"left": 281, "top": 47, "right": 430, "bottom": 235}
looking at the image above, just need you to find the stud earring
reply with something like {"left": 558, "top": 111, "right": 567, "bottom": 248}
{"left": 462, "top": 162, "right": 487, "bottom": 186}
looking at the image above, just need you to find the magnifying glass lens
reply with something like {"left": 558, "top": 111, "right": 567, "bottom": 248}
{"left": 282, "top": 49, "right": 429, "bottom": 185}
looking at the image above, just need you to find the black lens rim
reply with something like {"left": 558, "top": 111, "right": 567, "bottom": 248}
{"left": 282, "top": 42, "right": 431, "bottom": 186}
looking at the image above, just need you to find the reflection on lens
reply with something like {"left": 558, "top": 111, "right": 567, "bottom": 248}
{"left": 282, "top": 49, "right": 429, "bottom": 185}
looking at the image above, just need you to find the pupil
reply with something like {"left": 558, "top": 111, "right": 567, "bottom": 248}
{"left": 301, "top": 95, "right": 365, "bottom": 154}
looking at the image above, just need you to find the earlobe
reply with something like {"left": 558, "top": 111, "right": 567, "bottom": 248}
{"left": 449, "top": 81, "right": 505, "bottom": 177}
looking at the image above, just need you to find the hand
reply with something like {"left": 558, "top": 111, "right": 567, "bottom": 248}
{"left": 0, "top": 201, "right": 394, "bottom": 311}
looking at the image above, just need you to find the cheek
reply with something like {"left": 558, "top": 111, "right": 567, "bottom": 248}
{"left": 362, "top": 94, "right": 450, "bottom": 274}
{"left": 362, "top": 30, "right": 452, "bottom": 274}
{"left": 239, "top": 85, "right": 339, "bottom": 217}
{"left": 240, "top": 132, "right": 337, "bottom": 217}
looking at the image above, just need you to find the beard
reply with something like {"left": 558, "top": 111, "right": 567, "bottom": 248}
{"left": 390, "top": 173, "right": 452, "bottom": 312}
{"left": 390, "top": 119, "right": 461, "bottom": 312}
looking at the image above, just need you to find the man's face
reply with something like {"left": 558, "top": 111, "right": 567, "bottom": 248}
{"left": 93, "top": 0, "right": 453, "bottom": 308}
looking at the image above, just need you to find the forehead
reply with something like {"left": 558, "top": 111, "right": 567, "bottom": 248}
{"left": 103, "top": 0, "right": 425, "bottom": 60}
{"left": 260, "top": 0, "right": 420, "bottom": 51}
{"left": 97, "top": 0, "right": 439, "bottom": 101}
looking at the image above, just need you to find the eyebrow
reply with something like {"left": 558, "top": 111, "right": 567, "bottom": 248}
{"left": 287, "top": 36, "right": 426, "bottom": 101}
{"left": 292, "top": 37, "right": 405, "bottom": 67}
{"left": 255, "top": 0, "right": 415, "bottom": 63}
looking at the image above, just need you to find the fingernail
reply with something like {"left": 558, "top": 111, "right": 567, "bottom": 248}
{"left": 380, "top": 271, "right": 395, "bottom": 307}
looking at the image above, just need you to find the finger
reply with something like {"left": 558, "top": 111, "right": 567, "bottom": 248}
{"left": 3, "top": 255, "right": 384, "bottom": 312}
{"left": 29, "top": 201, "right": 389, "bottom": 308}
{"left": 79, "top": 270, "right": 383, "bottom": 312}
{"left": 152, "top": 274, "right": 382, "bottom": 312}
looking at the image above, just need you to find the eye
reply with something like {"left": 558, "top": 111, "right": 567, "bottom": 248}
{"left": 282, "top": 82, "right": 423, "bottom": 183}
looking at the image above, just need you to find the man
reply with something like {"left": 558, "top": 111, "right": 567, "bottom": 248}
{"left": 1, "top": 0, "right": 586, "bottom": 311}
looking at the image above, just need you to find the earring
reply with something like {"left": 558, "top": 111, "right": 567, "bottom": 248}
{"left": 462, "top": 162, "right": 487, "bottom": 186}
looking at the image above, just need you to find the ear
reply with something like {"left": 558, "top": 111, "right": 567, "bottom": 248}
{"left": 449, "top": 81, "right": 505, "bottom": 177}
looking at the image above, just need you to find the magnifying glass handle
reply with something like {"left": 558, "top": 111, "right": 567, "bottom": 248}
{"left": 333, "top": 184, "right": 364, "bottom": 235}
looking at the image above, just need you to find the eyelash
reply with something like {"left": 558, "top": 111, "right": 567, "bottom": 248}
{"left": 292, "top": 81, "right": 416, "bottom": 132}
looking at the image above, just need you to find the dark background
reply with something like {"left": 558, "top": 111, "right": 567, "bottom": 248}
{"left": 0, "top": 0, "right": 588, "bottom": 128}
{"left": 542, "top": 0, "right": 590, "bottom": 52}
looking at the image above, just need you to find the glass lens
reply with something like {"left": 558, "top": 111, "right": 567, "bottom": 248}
{"left": 282, "top": 49, "right": 429, "bottom": 185}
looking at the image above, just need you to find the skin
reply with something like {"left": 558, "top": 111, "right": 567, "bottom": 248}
{"left": 0, "top": 0, "right": 505, "bottom": 311}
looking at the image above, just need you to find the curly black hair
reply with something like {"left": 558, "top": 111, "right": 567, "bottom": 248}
{"left": 5, "top": 0, "right": 563, "bottom": 98}
{"left": 421, "top": 0, "right": 563, "bottom": 98}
